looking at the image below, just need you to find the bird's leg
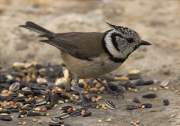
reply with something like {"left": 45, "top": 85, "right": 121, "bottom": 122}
{"left": 74, "top": 75, "right": 96, "bottom": 107}
{"left": 96, "top": 78, "right": 124, "bottom": 99}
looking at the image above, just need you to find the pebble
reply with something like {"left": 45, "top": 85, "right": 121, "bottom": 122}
{"left": 163, "top": 99, "right": 169, "bottom": 106}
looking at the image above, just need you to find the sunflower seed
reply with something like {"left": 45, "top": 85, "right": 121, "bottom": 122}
{"left": 57, "top": 112, "right": 69, "bottom": 119}
{"left": 163, "top": 99, "right": 169, "bottom": 106}
{"left": 133, "top": 98, "right": 141, "bottom": 103}
{"left": 105, "top": 101, "right": 115, "bottom": 110}
{"left": 126, "top": 105, "right": 137, "bottom": 110}
{"left": 51, "top": 117, "right": 60, "bottom": 123}
{"left": 82, "top": 111, "right": 92, "bottom": 117}
{"left": 141, "top": 103, "right": 152, "bottom": 108}
{"left": 0, "top": 115, "right": 12, "bottom": 121}
{"left": 160, "top": 80, "right": 169, "bottom": 87}
{"left": 70, "top": 110, "right": 81, "bottom": 117}
{"left": 142, "top": 94, "right": 156, "bottom": 98}
{"left": 9, "top": 82, "right": 20, "bottom": 91}
{"left": 35, "top": 100, "right": 47, "bottom": 106}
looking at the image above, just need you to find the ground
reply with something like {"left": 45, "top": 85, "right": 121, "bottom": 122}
{"left": 0, "top": 0, "right": 180, "bottom": 126}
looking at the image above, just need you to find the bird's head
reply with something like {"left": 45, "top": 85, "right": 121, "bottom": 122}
{"left": 103, "top": 22, "right": 151, "bottom": 62}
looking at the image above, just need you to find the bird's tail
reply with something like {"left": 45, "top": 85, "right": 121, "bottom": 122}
{"left": 19, "top": 21, "right": 55, "bottom": 39}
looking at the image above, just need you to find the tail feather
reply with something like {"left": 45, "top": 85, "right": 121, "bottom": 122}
{"left": 19, "top": 21, "right": 55, "bottom": 39}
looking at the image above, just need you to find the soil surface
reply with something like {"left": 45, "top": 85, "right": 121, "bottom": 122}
{"left": 0, "top": 0, "right": 180, "bottom": 126}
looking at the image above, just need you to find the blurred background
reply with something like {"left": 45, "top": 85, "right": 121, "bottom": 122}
{"left": 0, "top": 0, "right": 179, "bottom": 77}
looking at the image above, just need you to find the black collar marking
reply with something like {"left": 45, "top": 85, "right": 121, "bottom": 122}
{"left": 102, "top": 30, "right": 127, "bottom": 63}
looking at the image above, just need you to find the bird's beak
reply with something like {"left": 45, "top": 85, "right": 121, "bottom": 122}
{"left": 140, "top": 40, "right": 151, "bottom": 46}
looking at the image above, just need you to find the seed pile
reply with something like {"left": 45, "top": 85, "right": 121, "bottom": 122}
{"left": 0, "top": 61, "right": 177, "bottom": 125}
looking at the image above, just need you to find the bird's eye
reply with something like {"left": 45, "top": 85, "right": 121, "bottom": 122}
{"left": 126, "top": 38, "right": 134, "bottom": 43}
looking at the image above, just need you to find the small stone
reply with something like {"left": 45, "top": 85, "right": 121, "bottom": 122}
{"left": 163, "top": 99, "right": 169, "bottom": 106}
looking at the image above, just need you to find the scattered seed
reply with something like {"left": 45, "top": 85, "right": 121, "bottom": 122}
{"left": 133, "top": 123, "right": 137, "bottom": 125}
{"left": 133, "top": 98, "right": 141, "bottom": 103}
{"left": 47, "top": 102, "right": 50, "bottom": 105}
{"left": 128, "top": 87, "right": 132, "bottom": 91}
{"left": 38, "top": 120, "right": 42, "bottom": 123}
{"left": 126, "top": 105, "right": 137, "bottom": 110}
{"left": 59, "top": 120, "right": 63, "bottom": 124}
{"left": 158, "top": 87, "right": 162, "bottom": 90}
{"left": 115, "top": 76, "right": 129, "bottom": 81}
{"left": 46, "top": 113, "right": 50, "bottom": 116}
{"left": 98, "top": 120, "right": 102, "bottom": 123}
{"left": 142, "top": 94, "right": 156, "bottom": 98}
{"left": 65, "top": 99, "right": 68, "bottom": 102}
{"left": 54, "top": 104, "right": 58, "bottom": 107}
{"left": 171, "top": 88, "right": 175, "bottom": 91}
{"left": 107, "top": 119, "right": 111, "bottom": 122}
{"left": 23, "top": 122, "right": 26, "bottom": 125}
{"left": 129, "top": 70, "right": 140, "bottom": 74}
{"left": 141, "top": 105, "right": 145, "bottom": 108}
{"left": 18, "top": 122, "right": 22, "bottom": 125}
{"left": 164, "top": 86, "right": 169, "bottom": 90}
{"left": 163, "top": 99, "right": 169, "bottom": 106}
{"left": 105, "top": 101, "right": 115, "bottom": 110}
{"left": 142, "top": 103, "right": 152, "bottom": 108}
{"left": 136, "top": 120, "right": 140, "bottom": 123}
{"left": 82, "top": 111, "right": 92, "bottom": 117}
{"left": 33, "top": 119, "right": 36, "bottom": 122}
{"left": 150, "top": 109, "right": 156, "bottom": 112}
{"left": 160, "top": 80, "right": 169, "bottom": 87}
{"left": 153, "top": 88, "right": 157, "bottom": 92}
{"left": 134, "top": 89, "right": 137, "bottom": 92}
{"left": 41, "top": 107, "right": 47, "bottom": 112}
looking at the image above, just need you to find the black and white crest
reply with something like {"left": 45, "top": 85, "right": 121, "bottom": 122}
{"left": 102, "top": 22, "right": 144, "bottom": 63}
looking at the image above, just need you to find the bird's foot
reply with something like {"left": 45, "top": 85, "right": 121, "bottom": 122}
{"left": 107, "top": 88, "right": 124, "bottom": 99}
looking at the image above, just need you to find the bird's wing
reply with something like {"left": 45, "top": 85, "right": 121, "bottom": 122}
{"left": 41, "top": 32, "right": 105, "bottom": 60}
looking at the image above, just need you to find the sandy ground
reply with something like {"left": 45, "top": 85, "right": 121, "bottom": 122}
{"left": 0, "top": 0, "right": 180, "bottom": 126}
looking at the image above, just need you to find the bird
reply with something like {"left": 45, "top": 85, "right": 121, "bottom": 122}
{"left": 19, "top": 21, "right": 151, "bottom": 106}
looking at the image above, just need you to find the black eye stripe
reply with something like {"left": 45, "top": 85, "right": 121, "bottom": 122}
{"left": 126, "top": 38, "right": 134, "bottom": 43}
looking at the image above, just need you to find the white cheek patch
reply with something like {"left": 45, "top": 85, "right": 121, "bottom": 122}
{"left": 104, "top": 30, "right": 122, "bottom": 58}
